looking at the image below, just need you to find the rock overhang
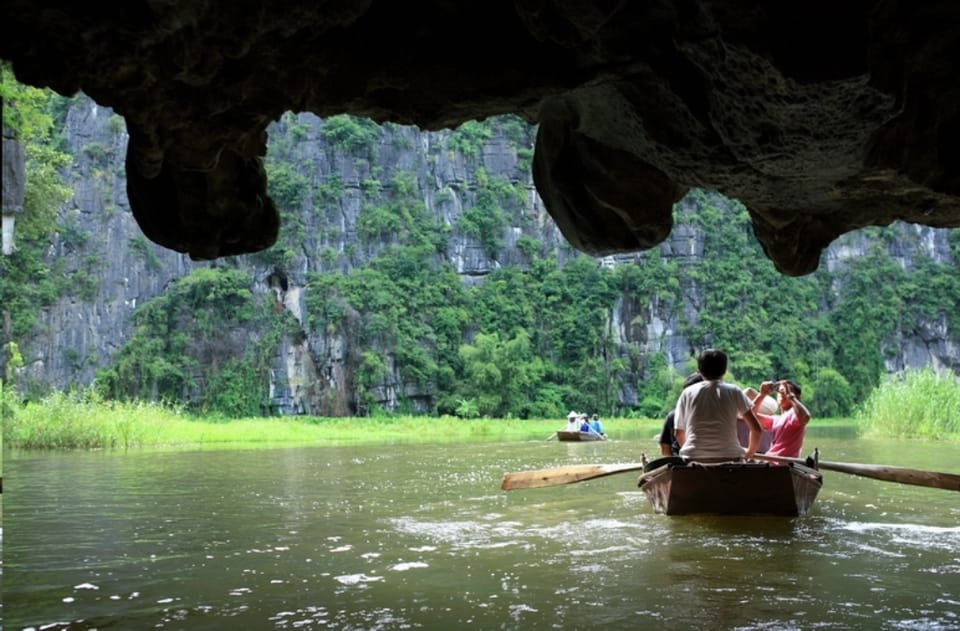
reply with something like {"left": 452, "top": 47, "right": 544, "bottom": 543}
{"left": 1, "top": 1, "right": 957, "bottom": 275}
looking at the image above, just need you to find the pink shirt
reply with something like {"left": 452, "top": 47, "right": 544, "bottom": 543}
{"left": 758, "top": 408, "right": 807, "bottom": 458}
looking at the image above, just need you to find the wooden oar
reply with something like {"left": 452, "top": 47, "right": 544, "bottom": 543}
{"left": 501, "top": 462, "right": 648, "bottom": 490}
{"left": 754, "top": 454, "right": 960, "bottom": 492}
{"left": 545, "top": 432, "right": 558, "bottom": 441}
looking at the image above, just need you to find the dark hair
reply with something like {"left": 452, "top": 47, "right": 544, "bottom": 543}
{"left": 784, "top": 379, "right": 802, "bottom": 397}
{"left": 682, "top": 372, "right": 704, "bottom": 389}
{"left": 697, "top": 349, "right": 727, "bottom": 380}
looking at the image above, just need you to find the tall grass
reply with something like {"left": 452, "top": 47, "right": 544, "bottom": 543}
{"left": 4, "top": 389, "right": 185, "bottom": 449}
{"left": 5, "top": 371, "right": 958, "bottom": 450}
{"left": 855, "top": 368, "right": 960, "bottom": 439}
{"left": 3, "top": 389, "right": 663, "bottom": 450}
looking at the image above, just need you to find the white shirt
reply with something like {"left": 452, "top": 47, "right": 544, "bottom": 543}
{"left": 674, "top": 380, "right": 752, "bottom": 460}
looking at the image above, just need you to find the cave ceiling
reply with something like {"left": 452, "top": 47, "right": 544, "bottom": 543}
{"left": 1, "top": 1, "right": 958, "bottom": 275}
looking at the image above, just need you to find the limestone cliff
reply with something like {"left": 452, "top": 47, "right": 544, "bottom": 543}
{"left": 10, "top": 95, "right": 958, "bottom": 414}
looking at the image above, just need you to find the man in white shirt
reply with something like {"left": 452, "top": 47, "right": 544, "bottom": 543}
{"left": 674, "top": 349, "right": 762, "bottom": 461}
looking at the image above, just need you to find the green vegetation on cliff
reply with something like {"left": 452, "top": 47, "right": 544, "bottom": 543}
{"left": 2, "top": 79, "right": 958, "bottom": 424}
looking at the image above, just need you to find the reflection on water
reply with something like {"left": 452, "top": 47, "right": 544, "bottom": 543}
{"left": 3, "top": 438, "right": 960, "bottom": 630}
{"left": 807, "top": 425, "right": 862, "bottom": 439}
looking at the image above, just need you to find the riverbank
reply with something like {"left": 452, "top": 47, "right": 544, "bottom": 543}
{"left": 2, "top": 390, "right": 883, "bottom": 451}
{"left": 5, "top": 373, "right": 959, "bottom": 450}
{"left": 0, "top": 390, "right": 658, "bottom": 449}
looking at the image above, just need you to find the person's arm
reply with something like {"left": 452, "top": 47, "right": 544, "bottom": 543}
{"left": 658, "top": 415, "right": 674, "bottom": 455}
{"left": 673, "top": 395, "right": 688, "bottom": 451}
{"left": 674, "top": 428, "right": 686, "bottom": 449}
{"left": 740, "top": 408, "right": 762, "bottom": 459}
{"left": 752, "top": 381, "right": 775, "bottom": 413}
{"left": 749, "top": 383, "right": 777, "bottom": 431}
{"left": 785, "top": 385, "right": 811, "bottom": 425}
{"left": 753, "top": 412, "right": 774, "bottom": 432}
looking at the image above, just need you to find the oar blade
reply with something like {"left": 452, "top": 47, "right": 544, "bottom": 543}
{"left": 820, "top": 462, "right": 960, "bottom": 492}
{"left": 501, "top": 464, "right": 610, "bottom": 490}
{"left": 501, "top": 462, "right": 648, "bottom": 491}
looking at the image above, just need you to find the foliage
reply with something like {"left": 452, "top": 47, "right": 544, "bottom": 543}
{"left": 854, "top": 367, "right": 960, "bottom": 438}
{"left": 258, "top": 158, "right": 309, "bottom": 263}
{"left": 316, "top": 174, "right": 346, "bottom": 204}
{"left": 6, "top": 84, "right": 959, "bottom": 427}
{"left": 2, "top": 387, "right": 188, "bottom": 449}
{"left": 806, "top": 367, "right": 854, "bottom": 417}
{"left": 454, "top": 398, "right": 480, "bottom": 419}
{"left": 93, "top": 267, "right": 281, "bottom": 417}
{"left": 457, "top": 330, "right": 547, "bottom": 418}
{"left": 320, "top": 114, "right": 381, "bottom": 153}
{"left": 496, "top": 114, "right": 536, "bottom": 147}
{"left": 129, "top": 234, "right": 161, "bottom": 271}
{"left": 456, "top": 255, "right": 624, "bottom": 418}
{"left": 516, "top": 234, "right": 541, "bottom": 261}
{"left": 0, "top": 68, "right": 75, "bottom": 344}
{"left": 3, "top": 389, "right": 670, "bottom": 450}
{"left": 14, "top": 388, "right": 957, "bottom": 451}
{"left": 1, "top": 62, "right": 55, "bottom": 137}
{"left": 447, "top": 120, "right": 493, "bottom": 158}
{"left": 305, "top": 244, "right": 470, "bottom": 415}
{"left": 2, "top": 342, "right": 24, "bottom": 382}
{"left": 456, "top": 168, "right": 511, "bottom": 257}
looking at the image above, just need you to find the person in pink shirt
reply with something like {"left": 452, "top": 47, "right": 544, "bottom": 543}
{"left": 750, "top": 379, "right": 811, "bottom": 458}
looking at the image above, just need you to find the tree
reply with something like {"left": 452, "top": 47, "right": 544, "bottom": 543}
{"left": 808, "top": 367, "right": 854, "bottom": 417}
{"left": 1, "top": 64, "right": 74, "bottom": 360}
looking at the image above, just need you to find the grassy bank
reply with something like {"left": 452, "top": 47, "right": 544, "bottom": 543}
{"left": 4, "top": 369, "right": 958, "bottom": 451}
{"left": 854, "top": 368, "right": 960, "bottom": 438}
{"left": 2, "top": 390, "right": 668, "bottom": 450}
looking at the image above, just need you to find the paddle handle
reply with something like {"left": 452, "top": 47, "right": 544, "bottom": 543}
{"left": 755, "top": 454, "right": 960, "bottom": 492}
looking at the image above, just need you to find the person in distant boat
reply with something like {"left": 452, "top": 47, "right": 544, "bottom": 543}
{"left": 579, "top": 414, "right": 592, "bottom": 433}
{"left": 750, "top": 379, "right": 811, "bottom": 458}
{"left": 737, "top": 387, "right": 776, "bottom": 453}
{"left": 659, "top": 372, "right": 703, "bottom": 456}
{"left": 589, "top": 413, "right": 604, "bottom": 437}
{"left": 565, "top": 411, "right": 580, "bottom": 431}
{"left": 673, "top": 349, "right": 763, "bottom": 461}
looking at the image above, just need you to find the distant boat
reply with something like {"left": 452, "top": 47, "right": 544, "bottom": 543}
{"left": 637, "top": 455, "right": 823, "bottom": 516}
{"left": 556, "top": 430, "right": 607, "bottom": 442}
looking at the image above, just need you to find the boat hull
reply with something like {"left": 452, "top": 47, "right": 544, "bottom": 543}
{"left": 556, "top": 430, "right": 606, "bottom": 442}
{"left": 637, "top": 460, "right": 822, "bottom": 516}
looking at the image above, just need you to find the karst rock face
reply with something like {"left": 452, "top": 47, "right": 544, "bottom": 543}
{"left": 2, "top": 1, "right": 958, "bottom": 275}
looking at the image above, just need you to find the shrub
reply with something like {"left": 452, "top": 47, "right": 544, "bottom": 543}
{"left": 854, "top": 368, "right": 960, "bottom": 438}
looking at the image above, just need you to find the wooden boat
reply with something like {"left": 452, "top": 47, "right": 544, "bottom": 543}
{"left": 556, "top": 430, "right": 607, "bottom": 442}
{"left": 637, "top": 455, "right": 823, "bottom": 516}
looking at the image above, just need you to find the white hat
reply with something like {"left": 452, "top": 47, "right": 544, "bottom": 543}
{"left": 744, "top": 387, "right": 778, "bottom": 415}
{"left": 567, "top": 410, "right": 577, "bottom": 419}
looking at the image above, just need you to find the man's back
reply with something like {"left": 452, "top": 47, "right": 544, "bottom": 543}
{"left": 675, "top": 380, "right": 750, "bottom": 460}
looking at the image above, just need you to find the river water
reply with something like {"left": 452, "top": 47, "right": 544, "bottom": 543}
{"left": 2, "top": 435, "right": 959, "bottom": 630}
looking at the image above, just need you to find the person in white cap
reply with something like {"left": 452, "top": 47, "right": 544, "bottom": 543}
{"left": 738, "top": 386, "right": 777, "bottom": 453}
